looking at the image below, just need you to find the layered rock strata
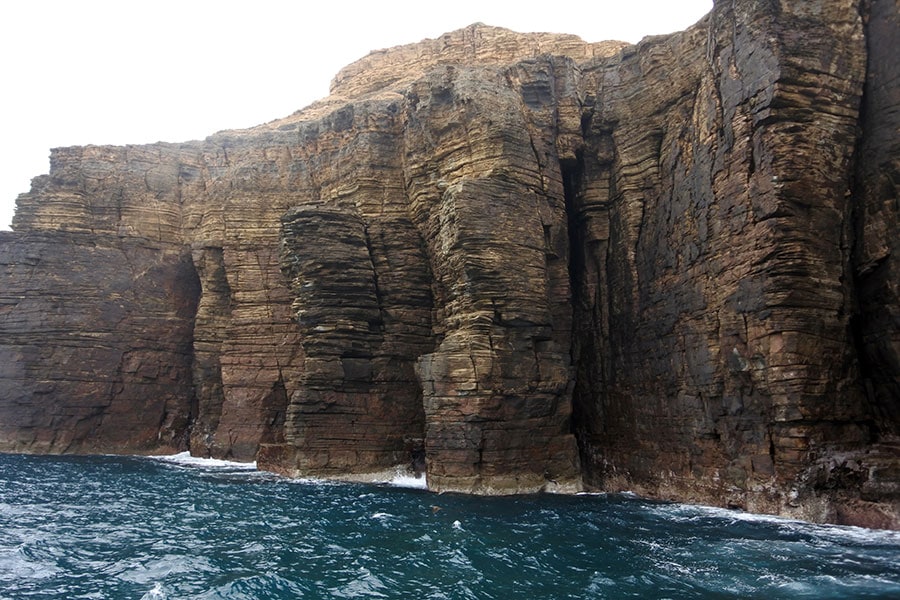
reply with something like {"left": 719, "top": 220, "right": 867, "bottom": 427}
{"left": 1, "top": 0, "right": 897, "bottom": 526}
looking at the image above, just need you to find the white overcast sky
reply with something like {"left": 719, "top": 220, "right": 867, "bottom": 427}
{"left": 0, "top": 0, "right": 713, "bottom": 230}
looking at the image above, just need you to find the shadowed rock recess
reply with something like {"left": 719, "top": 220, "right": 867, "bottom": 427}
{"left": 1, "top": 0, "right": 898, "bottom": 526}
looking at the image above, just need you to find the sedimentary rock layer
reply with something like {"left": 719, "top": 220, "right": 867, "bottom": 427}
{"left": 1, "top": 0, "right": 897, "bottom": 526}
{"left": 0, "top": 230, "right": 197, "bottom": 454}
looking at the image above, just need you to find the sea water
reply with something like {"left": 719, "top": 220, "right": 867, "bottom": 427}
{"left": 1, "top": 453, "right": 899, "bottom": 599}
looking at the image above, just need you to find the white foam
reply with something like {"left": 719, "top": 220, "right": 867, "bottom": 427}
{"left": 140, "top": 582, "right": 168, "bottom": 600}
{"left": 149, "top": 451, "right": 257, "bottom": 471}
{"left": 664, "top": 503, "right": 807, "bottom": 525}
{"left": 387, "top": 471, "right": 428, "bottom": 489}
{"left": 660, "top": 503, "right": 900, "bottom": 543}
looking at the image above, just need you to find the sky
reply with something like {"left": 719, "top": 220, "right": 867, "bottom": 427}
{"left": 0, "top": 0, "right": 713, "bottom": 230}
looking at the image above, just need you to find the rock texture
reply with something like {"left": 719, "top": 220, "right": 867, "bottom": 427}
{"left": 0, "top": 229, "right": 197, "bottom": 454}
{"left": 1, "top": 0, "right": 898, "bottom": 526}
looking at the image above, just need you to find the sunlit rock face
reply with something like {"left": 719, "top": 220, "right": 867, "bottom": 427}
{"left": 1, "top": 0, "right": 897, "bottom": 527}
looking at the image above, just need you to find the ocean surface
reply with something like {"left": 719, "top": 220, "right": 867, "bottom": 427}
{"left": 1, "top": 453, "right": 899, "bottom": 599}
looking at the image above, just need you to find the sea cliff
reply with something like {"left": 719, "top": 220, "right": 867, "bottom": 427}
{"left": 1, "top": 0, "right": 897, "bottom": 528}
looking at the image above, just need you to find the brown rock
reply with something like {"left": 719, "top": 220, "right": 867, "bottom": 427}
{"left": 0, "top": 230, "right": 196, "bottom": 454}
{"left": 853, "top": 0, "right": 900, "bottom": 436}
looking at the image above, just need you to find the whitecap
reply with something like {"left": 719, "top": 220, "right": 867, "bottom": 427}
{"left": 285, "top": 476, "right": 338, "bottom": 487}
{"left": 139, "top": 582, "right": 168, "bottom": 600}
{"left": 663, "top": 503, "right": 809, "bottom": 527}
{"left": 386, "top": 471, "right": 428, "bottom": 490}
{"left": 660, "top": 503, "right": 900, "bottom": 543}
{"left": 148, "top": 451, "right": 257, "bottom": 470}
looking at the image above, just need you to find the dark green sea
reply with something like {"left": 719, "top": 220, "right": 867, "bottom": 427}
{"left": 1, "top": 453, "right": 899, "bottom": 599}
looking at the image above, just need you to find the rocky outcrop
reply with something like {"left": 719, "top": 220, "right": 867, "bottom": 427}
{"left": 855, "top": 0, "right": 900, "bottom": 435}
{"left": 1, "top": 0, "right": 897, "bottom": 526}
{"left": 568, "top": 0, "right": 896, "bottom": 528}
{"left": 0, "top": 229, "right": 197, "bottom": 454}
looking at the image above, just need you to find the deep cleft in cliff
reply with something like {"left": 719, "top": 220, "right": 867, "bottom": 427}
{"left": 1, "top": 0, "right": 898, "bottom": 529}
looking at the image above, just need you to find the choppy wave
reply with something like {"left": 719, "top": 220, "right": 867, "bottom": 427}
{"left": 149, "top": 451, "right": 430, "bottom": 490}
{"left": 148, "top": 451, "right": 258, "bottom": 470}
{"left": 385, "top": 470, "right": 429, "bottom": 490}
{"left": 1, "top": 452, "right": 899, "bottom": 599}
{"left": 658, "top": 500, "right": 900, "bottom": 546}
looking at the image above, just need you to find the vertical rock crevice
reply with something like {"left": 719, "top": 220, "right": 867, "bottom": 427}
{"left": 560, "top": 152, "right": 594, "bottom": 471}
{"left": 559, "top": 90, "right": 621, "bottom": 488}
{"left": 850, "top": 0, "right": 900, "bottom": 438}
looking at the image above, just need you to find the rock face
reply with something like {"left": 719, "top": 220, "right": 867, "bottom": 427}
{"left": 1, "top": 0, "right": 898, "bottom": 526}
